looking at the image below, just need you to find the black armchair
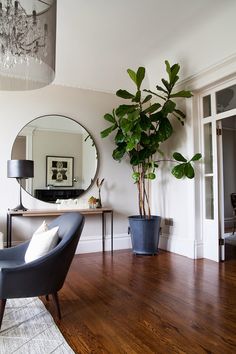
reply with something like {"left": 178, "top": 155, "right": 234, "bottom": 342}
{"left": 0, "top": 212, "right": 84, "bottom": 329}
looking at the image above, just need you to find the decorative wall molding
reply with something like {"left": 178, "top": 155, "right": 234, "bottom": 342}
{"left": 177, "top": 53, "right": 236, "bottom": 92}
{"left": 77, "top": 233, "right": 132, "bottom": 253}
{"left": 159, "top": 234, "right": 203, "bottom": 259}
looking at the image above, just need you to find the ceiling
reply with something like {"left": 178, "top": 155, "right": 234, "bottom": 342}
{"left": 54, "top": 0, "right": 231, "bottom": 93}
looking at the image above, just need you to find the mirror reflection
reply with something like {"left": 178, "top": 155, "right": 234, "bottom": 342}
{"left": 11, "top": 115, "right": 98, "bottom": 203}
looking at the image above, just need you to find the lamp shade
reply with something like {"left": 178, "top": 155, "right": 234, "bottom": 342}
{"left": 0, "top": 0, "right": 57, "bottom": 91}
{"left": 7, "top": 160, "right": 34, "bottom": 179}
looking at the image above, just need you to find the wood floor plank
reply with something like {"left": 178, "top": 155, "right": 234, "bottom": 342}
{"left": 43, "top": 250, "right": 236, "bottom": 353}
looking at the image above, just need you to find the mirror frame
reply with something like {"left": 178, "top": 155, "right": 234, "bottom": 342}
{"left": 11, "top": 114, "right": 100, "bottom": 203}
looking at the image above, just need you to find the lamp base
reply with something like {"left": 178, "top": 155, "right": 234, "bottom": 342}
{"left": 11, "top": 204, "right": 28, "bottom": 212}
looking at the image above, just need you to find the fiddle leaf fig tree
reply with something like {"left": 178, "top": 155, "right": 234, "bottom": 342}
{"left": 101, "top": 61, "right": 201, "bottom": 217}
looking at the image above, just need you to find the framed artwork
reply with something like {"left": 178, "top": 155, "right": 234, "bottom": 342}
{"left": 46, "top": 156, "right": 74, "bottom": 187}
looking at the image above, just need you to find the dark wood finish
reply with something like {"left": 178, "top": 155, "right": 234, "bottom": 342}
{"left": 6, "top": 208, "right": 113, "bottom": 251}
{"left": 0, "top": 299, "right": 6, "bottom": 329}
{"left": 42, "top": 250, "right": 236, "bottom": 353}
{"left": 35, "top": 189, "right": 84, "bottom": 203}
{"left": 51, "top": 292, "right": 61, "bottom": 320}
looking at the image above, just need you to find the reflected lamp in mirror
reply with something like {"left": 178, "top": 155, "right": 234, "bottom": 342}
{"left": 0, "top": 0, "right": 57, "bottom": 91}
{"left": 11, "top": 115, "right": 99, "bottom": 204}
{"left": 7, "top": 159, "right": 34, "bottom": 211}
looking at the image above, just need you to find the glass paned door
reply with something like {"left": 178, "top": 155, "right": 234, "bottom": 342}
{"left": 216, "top": 84, "right": 236, "bottom": 113}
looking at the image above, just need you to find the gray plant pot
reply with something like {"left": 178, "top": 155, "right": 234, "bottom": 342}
{"left": 128, "top": 215, "right": 161, "bottom": 255}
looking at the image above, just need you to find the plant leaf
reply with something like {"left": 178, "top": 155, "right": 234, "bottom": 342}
{"left": 132, "top": 172, "right": 140, "bottom": 182}
{"left": 170, "top": 63, "right": 180, "bottom": 84}
{"left": 162, "top": 100, "right": 176, "bottom": 115}
{"left": 156, "top": 118, "right": 173, "bottom": 142}
{"left": 132, "top": 90, "right": 141, "bottom": 103}
{"left": 136, "top": 67, "right": 145, "bottom": 90}
{"left": 116, "top": 89, "right": 134, "bottom": 99}
{"left": 171, "top": 163, "right": 186, "bottom": 179}
{"left": 104, "top": 113, "right": 116, "bottom": 123}
{"left": 173, "top": 152, "right": 187, "bottom": 162}
{"left": 127, "top": 69, "right": 136, "bottom": 85}
{"left": 143, "top": 102, "right": 161, "bottom": 114}
{"left": 116, "top": 104, "right": 138, "bottom": 117}
{"left": 115, "top": 129, "right": 125, "bottom": 143}
{"left": 170, "top": 90, "right": 193, "bottom": 98}
{"left": 161, "top": 78, "right": 171, "bottom": 92}
{"left": 100, "top": 124, "right": 117, "bottom": 138}
{"left": 190, "top": 153, "right": 202, "bottom": 161}
{"left": 165, "top": 60, "right": 171, "bottom": 82}
{"left": 185, "top": 163, "right": 195, "bottom": 179}
{"left": 142, "top": 94, "right": 152, "bottom": 104}
{"left": 112, "top": 144, "right": 126, "bottom": 161}
{"left": 156, "top": 85, "right": 168, "bottom": 94}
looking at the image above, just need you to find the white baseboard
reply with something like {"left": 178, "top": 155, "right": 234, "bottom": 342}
{"left": 76, "top": 233, "right": 132, "bottom": 254}
{"left": 159, "top": 234, "right": 203, "bottom": 259}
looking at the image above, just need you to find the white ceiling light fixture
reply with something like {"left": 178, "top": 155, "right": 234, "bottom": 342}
{"left": 0, "top": 0, "right": 56, "bottom": 90}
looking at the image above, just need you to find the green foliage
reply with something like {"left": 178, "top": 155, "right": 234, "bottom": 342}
{"left": 100, "top": 61, "right": 202, "bottom": 216}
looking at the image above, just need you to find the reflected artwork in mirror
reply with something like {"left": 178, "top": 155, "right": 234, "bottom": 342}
{"left": 11, "top": 115, "right": 99, "bottom": 203}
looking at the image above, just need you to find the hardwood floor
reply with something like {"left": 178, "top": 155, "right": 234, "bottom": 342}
{"left": 43, "top": 250, "right": 236, "bottom": 353}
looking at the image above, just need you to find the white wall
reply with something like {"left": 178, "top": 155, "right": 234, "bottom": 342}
{"left": 0, "top": 84, "right": 137, "bottom": 252}
{"left": 146, "top": 1, "right": 236, "bottom": 259}
{"left": 32, "top": 130, "right": 83, "bottom": 191}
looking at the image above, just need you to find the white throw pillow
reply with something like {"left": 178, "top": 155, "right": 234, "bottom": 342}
{"left": 25, "top": 226, "right": 59, "bottom": 263}
{"left": 34, "top": 220, "right": 48, "bottom": 234}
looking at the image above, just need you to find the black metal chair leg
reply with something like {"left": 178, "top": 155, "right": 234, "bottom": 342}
{"left": 51, "top": 292, "right": 61, "bottom": 320}
{"left": 0, "top": 299, "right": 7, "bottom": 330}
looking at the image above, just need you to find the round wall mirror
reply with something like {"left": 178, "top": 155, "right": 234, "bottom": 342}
{"left": 11, "top": 115, "right": 99, "bottom": 203}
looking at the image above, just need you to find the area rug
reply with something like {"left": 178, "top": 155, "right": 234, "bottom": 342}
{"left": 0, "top": 297, "right": 74, "bottom": 354}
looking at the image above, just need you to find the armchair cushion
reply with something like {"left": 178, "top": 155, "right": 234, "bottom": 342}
{"left": 24, "top": 226, "right": 59, "bottom": 263}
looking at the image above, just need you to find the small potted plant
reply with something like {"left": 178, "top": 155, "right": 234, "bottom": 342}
{"left": 101, "top": 61, "right": 201, "bottom": 255}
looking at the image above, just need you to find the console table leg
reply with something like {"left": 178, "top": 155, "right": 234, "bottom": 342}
{"left": 102, "top": 213, "right": 105, "bottom": 252}
{"left": 111, "top": 211, "right": 113, "bottom": 253}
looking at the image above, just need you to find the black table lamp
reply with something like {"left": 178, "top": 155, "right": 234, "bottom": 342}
{"left": 7, "top": 160, "right": 34, "bottom": 211}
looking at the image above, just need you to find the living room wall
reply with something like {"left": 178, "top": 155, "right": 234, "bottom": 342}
{"left": 0, "top": 84, "right": 137, "bottom": 252}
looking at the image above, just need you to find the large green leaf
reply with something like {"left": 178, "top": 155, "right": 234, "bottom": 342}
{"left": 170, "top": 64, "right": 180, "bottom": 84}
{"left": 132, "top": 90, "right": 141, "bottom": 103}
{"left": 165, "top": 60, "right": 171, "bottom": 82}
{"left": 136, "top": 67, "right": 145, "bottom": 90}
{"left": 161, "top": 78, "right": 171, "bottom": 92}
{"left": 140, "top": 114, "right": 152, "bottom": 130}
{"left": 156, "top": 85, "right": 168, "bottom": 94}
{"left": 112, "top": 145, "right": 126, "bottom": 161}
{"left": 162, "top": 100, "right": 176, "bottom": 115}
{"left": 174, "top": 109, "right": 186, "bottom": 118}
{"left": 190, "top": 153, "right": 202, "bottom": 161}
{"left": 115, "top": 129, "right": 125, "bottom": 143}
{"left": 140, "top": 132, "right": 150, "bottom": 145}
{"left": 184, "top": 163, "right": 194, "bottom": 179}
{"left": 143, "top": 102, "right": 161, "bottom": 114}
{"left": 150, "top": 111, "right": 163, "bottom": 122}
{"left": 170, "top": 90, "right": 193, "bottom": 98}
{"left": 171, "top": 163, "right": 186, "bottom": 179}
{"left": 173, "top": 152, "right": 187, "bottom": 162}
{"left": 156, "top": 118, "right": 173, "bottom": 142}
{"left": 116, "top": 89, "right": 134, "bottom": 99}
{"left": 116, "top": 104, "right": 138, "bottom": 117}
{"left": 104, "top": 113, "right": 116, "bottom": 123}
{"left": 100, "top": 124, "right": 117, "bottom": 138}
{"left": 142, "top": 94, "right": 152, "bottom": 104}
{"left": 120, "top": 118, "right": 133, "bottom": 133}
{"left": 127, "top": 69, "right": 136, "bottom": 85}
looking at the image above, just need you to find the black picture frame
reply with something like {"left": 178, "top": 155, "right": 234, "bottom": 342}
{"left": 46, "top": 156, "right": 74, "bottom": 187}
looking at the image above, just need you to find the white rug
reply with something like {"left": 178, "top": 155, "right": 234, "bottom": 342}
{"left": 0, "top": 297, "right": 74, "bottom": 354}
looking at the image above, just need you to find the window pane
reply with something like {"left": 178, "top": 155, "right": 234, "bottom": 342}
{"left": 204, "top": 123, "right": 213, "bottom": 174}
{"left": 216, "top": 84, "right": 236, "bottom": 113}
{"left": 205, "top": 176, "right": 214, "bottom": 219}
{"left": 203, "top": 95, "right": 211, "bottom": 118}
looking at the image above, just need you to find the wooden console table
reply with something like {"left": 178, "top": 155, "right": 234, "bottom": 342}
{"left": 7, "top": 208, "right": 113, "bottom": 252}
